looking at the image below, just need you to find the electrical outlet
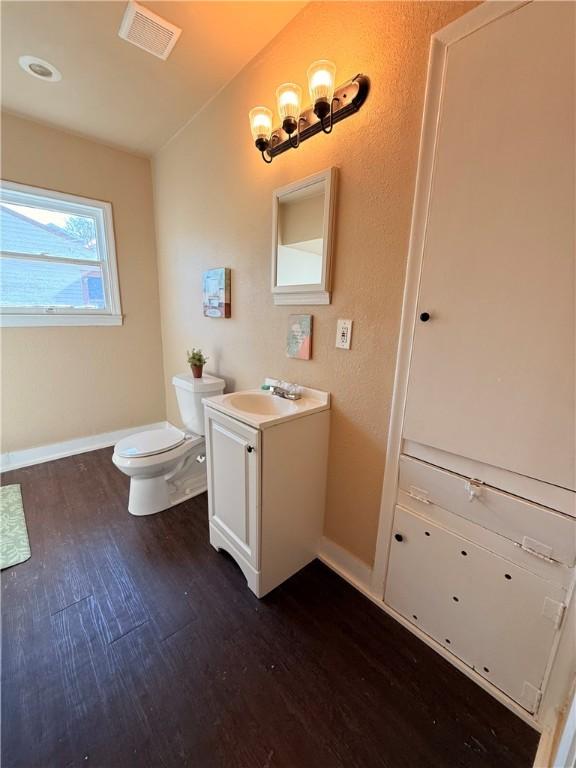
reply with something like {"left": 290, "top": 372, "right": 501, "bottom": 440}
{"left": 336, "top": 319, "right": 353, "bottom": 349}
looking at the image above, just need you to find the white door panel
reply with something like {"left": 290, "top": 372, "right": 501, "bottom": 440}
{"left": 398, "top": 455, "right": 576, "bottom": 567}
{"left": 403, "top": 1, "right": 575, "bottom": 490}
{"left": 385, "top": 505, "right": 566, "bottom": 712}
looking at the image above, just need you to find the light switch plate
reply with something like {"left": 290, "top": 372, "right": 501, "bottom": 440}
{"left": 336, "top": 319, "right": 353, "bottom": 349}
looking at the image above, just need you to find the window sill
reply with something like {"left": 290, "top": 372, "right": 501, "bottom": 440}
{"left": 0, "top": 313, "right": 124, "bottom": 327}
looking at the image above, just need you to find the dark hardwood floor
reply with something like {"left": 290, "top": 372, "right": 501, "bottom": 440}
{"left": 2, "top": 448, "right": 538, "bottom": 768}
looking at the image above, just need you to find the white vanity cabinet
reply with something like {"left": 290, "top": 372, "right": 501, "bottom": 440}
{"left": 204, "top": 387, "right": 330, "bottom": 598}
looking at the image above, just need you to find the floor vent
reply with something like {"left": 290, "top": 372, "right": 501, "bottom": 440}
{"left": 118, "top": 1, "right": 181, "bottom": 61}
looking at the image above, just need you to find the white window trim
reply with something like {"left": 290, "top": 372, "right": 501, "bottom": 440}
{"left": 0, "top": 180, "right": 123, "bottom": 327}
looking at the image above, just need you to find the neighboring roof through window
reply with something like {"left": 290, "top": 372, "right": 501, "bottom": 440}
{"left": 0, "top": 181, "right": 122, "bottom": 327}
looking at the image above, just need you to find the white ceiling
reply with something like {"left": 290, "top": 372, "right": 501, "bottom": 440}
{"left": 1, "top": 1, "right": 306, "bottom": 155}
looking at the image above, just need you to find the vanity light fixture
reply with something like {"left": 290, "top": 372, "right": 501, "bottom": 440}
{"left": 249, "top": 61, "right": 370, "bottom": 164}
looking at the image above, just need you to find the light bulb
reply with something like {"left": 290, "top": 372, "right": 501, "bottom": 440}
{"left": 249, "top": 106, "right": 272, "bottom": 142}
{"left": 276, "top": 83, "right": 302, "bottom": 134}
{"left": 307, "top": 60, "right": 336, "bottom": 105}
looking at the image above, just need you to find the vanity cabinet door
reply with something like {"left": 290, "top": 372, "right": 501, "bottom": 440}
{"left": 205, "top": 409, "right": 260, "bottom": 568}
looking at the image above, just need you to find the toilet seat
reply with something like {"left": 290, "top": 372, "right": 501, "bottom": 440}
{"left": 115, "top": 427, "right": 189, "bottom": 459}
{"left": 112, "top": 434, "right": 204, "bottom": 475}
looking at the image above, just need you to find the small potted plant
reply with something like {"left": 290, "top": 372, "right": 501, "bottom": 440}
{"left": 187, "top": 348, "right": 208, "bottom": 379}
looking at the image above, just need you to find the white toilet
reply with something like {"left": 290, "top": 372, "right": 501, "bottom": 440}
{"left": 112, "top": 373, "right": 225, "bottom": 516}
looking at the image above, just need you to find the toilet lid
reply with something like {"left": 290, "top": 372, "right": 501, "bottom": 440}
{"left": 115, "top": 427, "right": 187, "bottom": 458}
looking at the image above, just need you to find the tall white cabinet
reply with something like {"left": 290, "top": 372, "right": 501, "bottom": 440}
{"left": 373, "top": 0, "right": 575, "bottom": 725}
{"left": 402, "top": 0, "right": 575, "bottom": 492}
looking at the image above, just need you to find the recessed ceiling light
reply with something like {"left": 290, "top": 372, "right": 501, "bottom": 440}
{"left": 18, "top": 55, "right": 62, "bottom": 82}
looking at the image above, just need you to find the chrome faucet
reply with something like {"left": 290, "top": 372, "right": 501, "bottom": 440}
{"left": 271, "top": 381, "right": 302, "bottom": 401}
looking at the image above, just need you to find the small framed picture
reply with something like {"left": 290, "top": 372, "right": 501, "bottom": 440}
{"left": 286, "top": 314, "right": 312, "bottom": 360}
{"left": 203, "top": 268, "right": 231, "bottom": 318}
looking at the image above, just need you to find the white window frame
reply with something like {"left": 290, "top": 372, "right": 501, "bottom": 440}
{"left": 0, "top": 180, "right": 123, "bottom": 326}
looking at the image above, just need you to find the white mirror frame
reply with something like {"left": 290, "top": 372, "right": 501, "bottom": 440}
{"left": 271, "top": 167, "right": 338, "bottom": 305}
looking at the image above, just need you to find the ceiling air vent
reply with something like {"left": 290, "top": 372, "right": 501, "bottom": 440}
{"left": 118, "top": 1, "right": 181, "bottom": 61}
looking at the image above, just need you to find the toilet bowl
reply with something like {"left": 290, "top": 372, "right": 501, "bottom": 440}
{"left": 112, "top": 373, "right": 225, "bottom": 516}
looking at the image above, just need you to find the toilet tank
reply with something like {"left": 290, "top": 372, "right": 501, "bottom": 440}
{"left": 172, "top": 373, "right": 225, "bottom": 436}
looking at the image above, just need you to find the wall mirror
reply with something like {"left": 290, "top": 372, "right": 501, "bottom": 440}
{"left": 271, "top": 167, "right": 337, "bottom": 305}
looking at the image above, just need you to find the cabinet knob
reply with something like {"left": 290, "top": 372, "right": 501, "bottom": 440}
{"left": 419, "top": 312, "right": 431, "bottom": 322}
{"left": 247, "top": 445, "right": 255, "bottom": 453}
{"left": 394, "top": 533, "right": 404, "bottom": 542}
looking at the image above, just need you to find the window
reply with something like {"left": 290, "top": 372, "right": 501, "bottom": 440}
{"left": 0, "top": 181, "right": 122, "bottom": 326}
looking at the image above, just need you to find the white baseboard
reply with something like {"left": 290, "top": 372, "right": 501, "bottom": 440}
{"left": 317, "top": 536, "right": 373, "bottom": 593}
{"left": 1, "top": 421, "right": 168, "bottom": 473}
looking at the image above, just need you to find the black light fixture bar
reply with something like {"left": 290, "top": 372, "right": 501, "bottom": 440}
{"left": 265, "top": 74, "right": 370, "bottom": 160}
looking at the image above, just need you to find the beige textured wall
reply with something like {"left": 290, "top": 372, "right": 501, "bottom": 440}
{"left": 1, "top": 113, "right": 165, "bottom": 452}
{"left": 153, "top": 1, "right": 475, "bottom": 565}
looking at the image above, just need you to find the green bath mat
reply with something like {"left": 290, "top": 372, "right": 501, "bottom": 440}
{"left": 0, "top": 485, "right": 31, "bottom": 569}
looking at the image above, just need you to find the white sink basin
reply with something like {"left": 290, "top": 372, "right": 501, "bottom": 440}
{"left": 226, "top": 393, "right": 298, "bottom": 416}
{"left": 203, "top": 383, "right": 330, "bottom": 430}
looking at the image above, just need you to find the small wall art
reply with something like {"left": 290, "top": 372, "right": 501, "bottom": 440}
{"left": 286, "top": 314, "right": 312, "bottom": 360}
{"left": 203, "top": 268, "right": 231, "bottom": 318}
